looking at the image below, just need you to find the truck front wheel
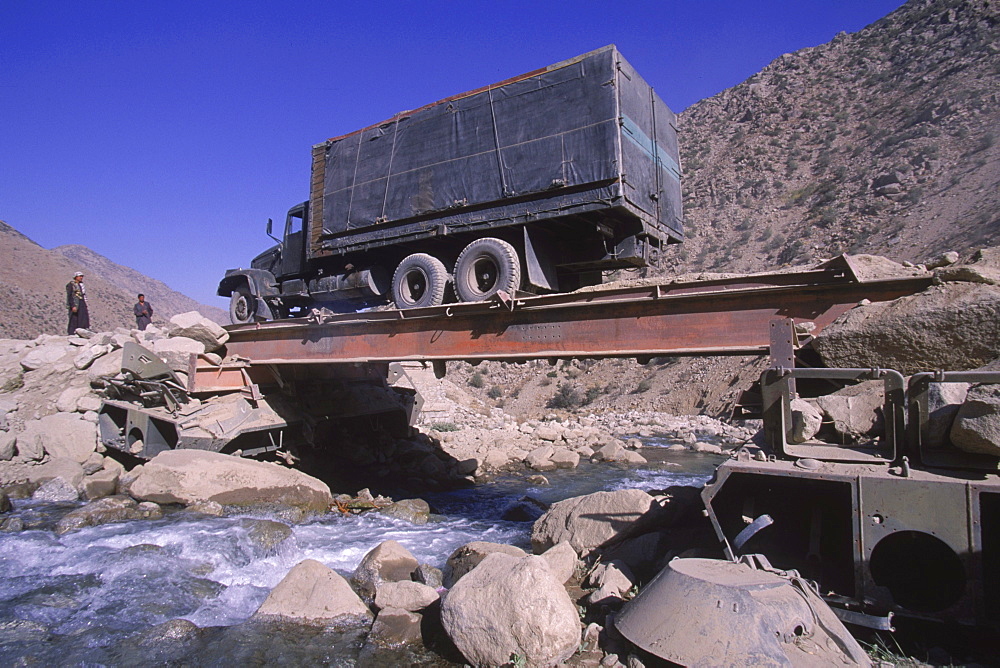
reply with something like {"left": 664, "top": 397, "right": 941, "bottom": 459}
{"left": 454, "top": 238, "right": 521, "bottom": 303}
{"left": 229, "top": 287, "right": 257, "bottom": 324}
{"left": 391, "top": 254, "right": 448, "bottom": 309}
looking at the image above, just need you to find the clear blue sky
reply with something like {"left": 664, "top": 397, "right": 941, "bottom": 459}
{"left": 1, "top": 0, "right": 906, "bottom": 307}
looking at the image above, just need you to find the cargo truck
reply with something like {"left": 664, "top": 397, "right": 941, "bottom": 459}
{"left": 219, "top": 45, "right": 683, "bottom": 322}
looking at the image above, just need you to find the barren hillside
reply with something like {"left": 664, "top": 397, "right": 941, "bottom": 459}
{"left": 669, "top": 0, "right": 999, "bottom": 275}
{"left": 0, "top": 221, "right": 226, "bottom": 339}
{"left": 455, "top": 0, "right": 1000, "bottom": 420}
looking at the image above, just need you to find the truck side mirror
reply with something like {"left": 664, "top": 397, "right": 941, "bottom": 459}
{"left": 266, "top": 218, "right": 280, "bottom": 243}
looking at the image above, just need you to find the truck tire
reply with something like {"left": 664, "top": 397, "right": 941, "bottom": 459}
{"left": 454, "top": 238, "right": 521, "bottom": 303}
{"left": 229, "top": 286, "right": 257, "bottom": 324}
{"left": 392, "top": 254, "right": 448, "bottom": 309}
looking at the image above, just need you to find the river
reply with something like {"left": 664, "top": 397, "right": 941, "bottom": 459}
{"left": 0, "top": 444, "right": 722, "bottom": 666}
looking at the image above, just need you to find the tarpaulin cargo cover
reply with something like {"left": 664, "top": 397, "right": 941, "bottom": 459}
{"left": 310, "top": 45, "right": 682, "bottom": 260}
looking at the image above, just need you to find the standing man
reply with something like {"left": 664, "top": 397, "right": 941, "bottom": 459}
{"left": 66, "top": 271, "right": 90, "bottom": 335}
{"left": 134, "top": 293, "right": 153, "bottom": 330}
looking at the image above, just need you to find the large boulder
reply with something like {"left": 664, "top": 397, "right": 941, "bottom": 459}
{"left": 351, "top": 540, "right": 419, "bottom": 602}
{"left": 167, "top": 312, "right": 229, "bottom": 353}
{"left": 924, "top": 382, "right": 970, "bottom": 448}
{"left": 16, "top": 414, "right": 97, "bottom": 463}
{"left": 440, "top": 552, "right": 580, "bottom": 667}
{"left": 950, "top": 383, "right": 1000, "bottom": 456}
{"left": 25, "top": 457, "right": 86, "bottom": 490}
{"left": 151, "top": 337, "right": 205, "bottom": 373}
{"left": 123, "top": 450, "right": 332, "bottom": 513}
{"left": 814, "top": 380, "right": 884, "bottom": 442}
{"left": 254, "top": 559, "right": 372, "bottom": 623}
{"left": 74, "top": 343, "right": 111, "bottom": 370}
{"left": 20, "top": 343, "right": 70, "bottom": 371}
{"left": 810, "top": 282, "right": 1000, "bottom": 374}
{"left": 531, "top": 489, "right": 654, "bottom": 556}
{"left": 936, "top": 247, "right": 1000, "bottom": 285}
{"left": 444, "top": 541, "right": 528, "bottom": 587}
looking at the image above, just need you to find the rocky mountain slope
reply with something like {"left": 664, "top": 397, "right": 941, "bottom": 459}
{"left": 0, "top": 221, "right": 226, "bottom": 339}
{"left": 53, "top": 244, "right": 227, "bottom": 326}
{"left": 455, "top": 0, "right": 1000, "bottom": 420}
{"left": 668, "top": 0, "right": 999, "bottom": 275}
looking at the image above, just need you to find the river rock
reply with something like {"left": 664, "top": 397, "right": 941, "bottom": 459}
{"left": 373, "top": 580, "right": 439, "bottom": 612}
{"left": 539, "top": 541, "right": 578, "bottom": 584}
{"left": 55, "top": 495, "right": 162, "bottom": 534}
{"left": 810, "top": 282, "right": 1000, "bottom": 374}
{"left": 550, "top": 448, "right": 580, "bottom": 469}
{"left": 524, "top": 444, "right": 557, "bottom": 471}
{"left": 368, "top": 608, "right": 423, "bottom": 647}
{"left": 81, "top": 465, "right": 120, "bottom": 501}
{"left": 444, "top": 541, "right": 528, "bottom": 587}
{"left": 0, "top": 492, "right": 11, "bottom": 513}
{"left": 592, "top": 441, "right": 647, "bottom": 464}
{"left": 378, "top": 497, "right": 430, "bottom": 525}
{"left": 532, "top": 489, "right": 654, "bottom": 556}
{"left": 123, "top": 449, "right": 332, "bottom": 513}
{"left": 413, "top": 563, "right": 444, "bottom": 589}
{"left": 950, "top": 383, "right": 1000, "bottom": 456}
{"left": 440, "top": 552, "right": 580, "bottom": 667}
{"left": 241, "top": 518, "right": 293, "bottom": 553}
{"left": 32, "top": 476, "right": 79, "bottom": 502}
{"left": 501, "top": 495, "right": 548, "bottom": 522}
{"left": 167, "top": 312, "right": 229, "bottom": 353}
{"left": 352, "top": 540, "right": 419, "bottom": 602}
{"left": 1, "top": 517, "right": 23, "bottom": 532}
{"left": 255, "top": 559, "right": 372, "bottom": 623}
{"left": 0, "top": 432, "right": 14, "bottom": 461}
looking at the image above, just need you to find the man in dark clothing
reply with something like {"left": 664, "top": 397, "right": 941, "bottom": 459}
{"left": 134, "top": 294, "right": 153, "bottom": 330}
{"left": 66, "top": 271, "right": 90, "bottom": 335}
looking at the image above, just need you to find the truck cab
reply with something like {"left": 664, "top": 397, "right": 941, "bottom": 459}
{"left": 219, "top": 202, "right": 390, "bottom": 323}
{"left": 218, "top": 203, "right": 309, "bottom": 323}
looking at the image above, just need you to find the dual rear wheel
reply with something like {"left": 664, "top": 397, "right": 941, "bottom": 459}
{"left": 390, "top": 237, "right": 521, "bottom": 309}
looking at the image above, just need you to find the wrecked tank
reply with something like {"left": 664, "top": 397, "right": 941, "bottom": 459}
{"left": 616, "top": 554, "right": 871, "bottom": 667}
{"left": 96, "top": 342, "right": 421, "bottom": 461}
{"left": 702, "top": 345, "right": 1000, "bottom": 631}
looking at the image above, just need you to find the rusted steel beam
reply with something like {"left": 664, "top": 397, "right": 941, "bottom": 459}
{"left": 221, "top": 273, "right": 931, "bottom": 366}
